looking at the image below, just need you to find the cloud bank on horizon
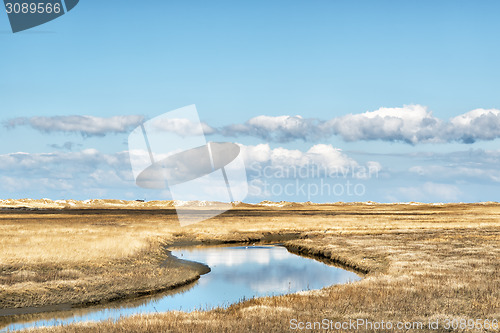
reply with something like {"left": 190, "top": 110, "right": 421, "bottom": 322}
{"left": 5, "top": 105, "right": 500, "bottom": 144}
{"left": 2, "top": 103, "right": 500, "bottom": 203}
{"left": 0, "top": 143, "right": 369, "bottom": 201}
{"left": 1, "top": 142, "right": 498, "bottom": 203}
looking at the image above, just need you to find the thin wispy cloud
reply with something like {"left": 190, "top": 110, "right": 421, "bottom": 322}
{"left": 397, "top": 182, "right": 462, "bottom": 202}
{"left": 48, "top": 141, "right": 82, "bottom": 151}
{"left": 1, "top": 145, "right": 498, "bottom": 202}
{"left": 4, "top": 115, "right": 145, "bottom": 137}
{"left": 407, "top": 148, "right": 500, "bottom": 184}
{"left": 0, "top": 150, "right": 133, "bottom": 196}
{"left": 221, "top": 115, "right": 322, "bottom": 142}
{"left": 3, "top": 115, "right": 216, "bottom": 138}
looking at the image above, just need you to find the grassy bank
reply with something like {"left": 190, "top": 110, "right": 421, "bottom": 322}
{"left": 0, "top": 209, "right": 204, "bottom": 314}
{"left": 1, "top": 201, "right": 499, "bottom": 332}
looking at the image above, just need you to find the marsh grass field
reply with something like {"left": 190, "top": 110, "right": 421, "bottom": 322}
{"left": 0, "top": 200, "right": 499, "bottom": 332}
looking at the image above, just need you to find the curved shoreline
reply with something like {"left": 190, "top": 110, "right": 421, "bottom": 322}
{"left": 285, "top": 243, "right": 371, "bottom": 275}
{"left": 0, "top": 249, "right": 209, "bottom": 319}
{"left": 0, "top": 238, "right": 367, "bottom": 326}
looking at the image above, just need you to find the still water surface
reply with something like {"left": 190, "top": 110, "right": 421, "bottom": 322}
{"left": 1, "top": 245, "right": 361, "bottom": 331}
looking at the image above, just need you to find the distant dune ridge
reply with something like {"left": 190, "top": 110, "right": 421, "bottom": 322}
{"left": 0, "top": 198, "right": 498, "bottom": 210}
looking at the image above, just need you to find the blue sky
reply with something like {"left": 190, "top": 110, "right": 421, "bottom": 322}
{"left": 1, "top": 1, "right": 500, "bottom": 202}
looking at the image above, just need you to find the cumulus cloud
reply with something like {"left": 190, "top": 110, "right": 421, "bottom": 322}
{"left": 219, "top": 105, "right": 500, "bottom": 144}
{"left": 447, "top": 108, "right": 500, "bottom": 143}
{"left": 219, "top": 105, "right": 444, "bottom": 144}
{"left": 240, "top": 143, "right": 380, "bottom": 180}
{"left": 240, "top": 143, "right": 357, "bottom": 170}
{"left": 4, "top": 115, "right": 145, "bottom": 137}
{"left": 324, "top": 105, "right": 443, "bottom": 144}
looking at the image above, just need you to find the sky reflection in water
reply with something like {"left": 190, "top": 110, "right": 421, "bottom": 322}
{"left": 1, "top": 245, "right": 360, "bottom": 332}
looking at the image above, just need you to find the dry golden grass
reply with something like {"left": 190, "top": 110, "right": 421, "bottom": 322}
{"left": 0, "top": 210, "right": 170, "bottom": 265}
{"left": 1, "top": 201, "right": 499, "bottom": 332}
{"left": 0, "top": 209, "right": 204, "bottom": 314}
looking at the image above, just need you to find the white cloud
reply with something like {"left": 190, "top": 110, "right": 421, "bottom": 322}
{"left": 449, "top": 108, "right": 500, "bottom": 126}
{"left": 4, "top": 114, "right": 216, "bottom": 139}
{"left": 447, "top": 108, "right": 500, "bottom": 143}
{"left": 0, "top": 150, "right": 134, "bottom": 195}
{"left": 3, "top": 145, "right": 500, "bottom": 202}
{"left": 219, "top": 105, "right": 443, "bottom": 143}
{"left": 325, "top": 105, "right": 442, "bottom": 144}
{"left": 240, "top": 144, "right": 272, "bottom": 163}
{"left": 219, "top": 105, "right": 500, "bottom": 144}
{"left": 240, "top": 143, "right": 360, "bottom": 175}
{"left": 221, "top": 115, "right": 321, "bottom": 142}
{"left": 4, "top": 115, "right": 145, "bottom": 137}
{"left": 0, "top": 145, "right": 371, "bottom": 198}
{"left": 7, "top": 105, "right": 500, "bottom": 144}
